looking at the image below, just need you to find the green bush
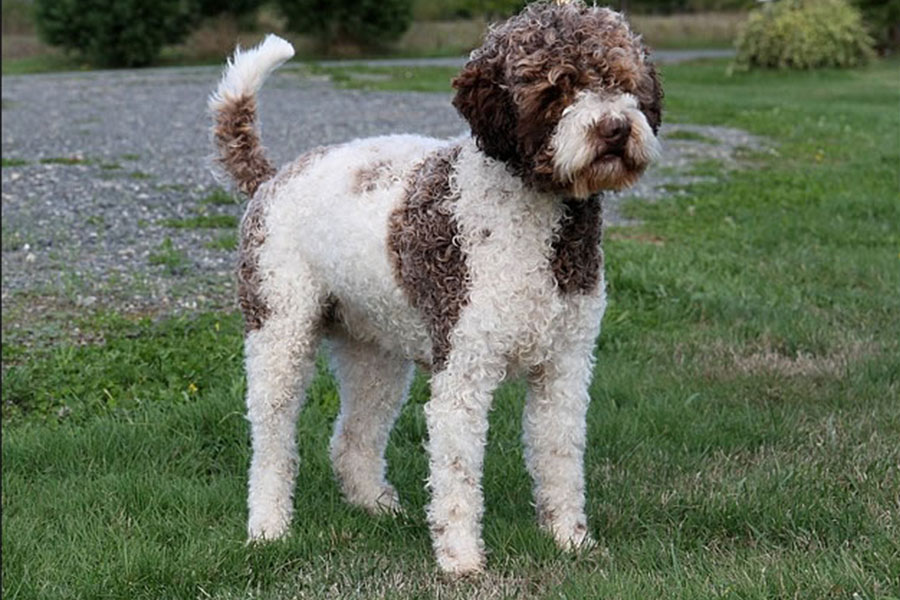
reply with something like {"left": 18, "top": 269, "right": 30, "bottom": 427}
{"left": 191, "top": 0, "right": 262, "bottom": 18}
{"left": 852, "top": 0, "right": 900, "bottom": 51}
{"left": 33, "top": 0, "right": 194, "bottom": 67}
{"left": 735, "top": 0, "right": 875, "bottom": 70}
{"left": 275, "top": 0, "right": 413, "bottom": 50}
{"left": 190, "top": 0, "right": 265, "bottom": 29}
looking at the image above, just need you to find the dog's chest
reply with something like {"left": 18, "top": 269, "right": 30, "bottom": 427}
{"left": 453, "top": 174, "right": 592, "bottom": 365}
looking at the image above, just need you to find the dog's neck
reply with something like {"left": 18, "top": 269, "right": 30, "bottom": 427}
{"left": 456, "top": 136, "right": 596, "bottom": 209}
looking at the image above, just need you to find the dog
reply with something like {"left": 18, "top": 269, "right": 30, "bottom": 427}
{"left": 208, "top": 1, "right": 661, "bottom": 575}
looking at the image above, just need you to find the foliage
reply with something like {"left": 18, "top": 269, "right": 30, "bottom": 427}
{"left": 33, "top": 0, "right": 194, "bottom": 67}
{"left": 851, "top": 0, "right": 900, "bottom": 50}
{"left": 735, "top": 0, "right": 875, "bottom": 70}
{"left": 190, "top": 0, "right": 263, "bottom": 18}
{"left": 148, "top": 237, "right": 190, "bottom": 275}
{"left": 1, "top": 0, "right": 34, "bottom": 34}
{"left": 412, "top": 0, "right": 756, "bottom": 19}
{"left": 188, "top": 0, "right": 266, "bottom": 30}
{"left": 276, "top": 0, "right": 413, "bottom": 50}
{"left": 621, "top": 0, "right": 755, "bottom": 13}
{"left": 461, "top": 0, "right": 527, "bottom": 19}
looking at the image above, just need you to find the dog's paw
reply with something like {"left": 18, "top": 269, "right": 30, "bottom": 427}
{"left": 433, "top": 531, "right": 485, "bottom": 577}
{"left": 549, "top": 521, "right": 596, "bottom": 552}
{"left": 343, "top": 483, "right": 404, "bottom": 516}
{"left": 435, "top": 546, "right": 485, "bottom": 578}
{"left": 247, "top": 512, "right": 291, "bottom": 542}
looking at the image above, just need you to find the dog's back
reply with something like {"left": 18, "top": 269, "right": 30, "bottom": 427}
{"left": 253, "top": 134, "right": 450, "bottom": 361}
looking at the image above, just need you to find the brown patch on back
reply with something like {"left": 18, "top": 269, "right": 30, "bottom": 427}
{"left": 551, "top": 197, "right": 603, "bottom": 295}
{"left": 237, "top": 192, "right": 271, "bottom": 333}
{"left": 388, "top": 145, "right": 467, "bottom": 371}
{"left": 352, "top": 160, "right": 396, "bottom": 194}
{"left": 212, "top": 94, "right": 276, "bottom": 198}
{"left": 452, "top": 2, "right": 662, "bottom": 191}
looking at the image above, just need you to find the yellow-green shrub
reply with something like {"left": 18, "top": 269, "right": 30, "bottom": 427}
{"left": 735, "top": 0, "right": 875, "bottom": 70}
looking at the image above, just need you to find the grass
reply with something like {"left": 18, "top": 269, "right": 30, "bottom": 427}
{"left": 1, "top": 157, "right": 29, "bottom": 167}
{"left": 201, "top": 187, "right": 240, "bottom": 206}
{"left": 147, "top": 237, "right": 190, "bottom": 275}
{"left": 308, "top": 63, "right": 461, "bottom": 92}
{"left": 630, "top": 12, "right": 744, "bottom": 50}
{"left": 39, "top": 156, "right": 89, "bottom": 165}
{"left": 0, "top": 53, "right": 91, "bottom": 76}
{"left": 205, "top": 232, "right": 238, "bottom": 251}
{"left": 3, "top": 58, "right": 899, "bottom": 599}
{"left": 665, "top": 129, "right": 720, "bottom": 144}
{"left": 161, "top": 214, "right": 239, "bottom": 230}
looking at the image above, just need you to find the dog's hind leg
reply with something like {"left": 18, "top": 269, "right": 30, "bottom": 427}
{"left": 244, "top": 279, "right": 323, "bottom": 542}
{"left": 326, "top": 334, "right": 413, "bottom": 514}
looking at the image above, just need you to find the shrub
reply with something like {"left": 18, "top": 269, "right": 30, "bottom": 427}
{"left": 33, "top": 0, "right": 194, "bottom": 68}
{"left": 190, "top": 0, "right": 265, "bottom": 29}
{"left": 735, "top": 0, "right": 875, "bottom": 70}
{"left": 852, "top": 0, "right": 900, "bottom": 51}
{"left": 275, "top": 0, "right": 413, "bottom": 51}
{"left": 191, "top": 0, "right": 262, "bottom": 18}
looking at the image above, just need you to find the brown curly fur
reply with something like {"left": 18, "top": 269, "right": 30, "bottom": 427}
{"left": 551, "top": 197, "right": 603, "bottom": 294}
{"left": 237, "top": 192, "right": 271, "bottom": 332}
{"left": 388, "top": 145, "right": 468, "bottom": 371}
{"left": 353, "top": 160, "right": 397, "bottom": 194}
{"left": 452, "top": 1, "right": 662, "bottom": 193}
{"left": 213, "top": 94, "right": 276, "bottom": 198}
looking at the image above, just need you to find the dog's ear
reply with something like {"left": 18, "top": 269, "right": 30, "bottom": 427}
{"left": 636, "top": 59, "right": 663, "bottom": 135}
{"left": 452, "top": 58, "right": 519, "bottom": 164}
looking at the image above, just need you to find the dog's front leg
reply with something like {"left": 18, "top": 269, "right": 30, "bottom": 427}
{"left": 523, "top": 352, "right": 596, "bottom": 551}
{"left": 424, "top": 354, "right": 505, "bottom": 575}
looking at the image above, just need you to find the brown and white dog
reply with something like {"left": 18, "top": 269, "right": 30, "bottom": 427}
{"left": 209, "top": 1, "right": 662, "bottom": 575}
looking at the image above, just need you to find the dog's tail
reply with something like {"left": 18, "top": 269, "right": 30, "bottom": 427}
{"left": 208, "top": 34, "right": 294, "bottom": 198}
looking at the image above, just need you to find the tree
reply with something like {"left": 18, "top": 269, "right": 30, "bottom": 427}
{"left": 276, "top": 0, "right": 413, "bottom": 51}
{"left": 34, "top": 0, "right": 195, "bottom": 67}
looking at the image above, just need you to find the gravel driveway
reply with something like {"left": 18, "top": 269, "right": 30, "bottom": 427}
{"left": 1, "top": 62, "right": 763, "bottom": 336}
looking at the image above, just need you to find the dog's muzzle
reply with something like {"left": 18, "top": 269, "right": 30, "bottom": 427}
{"left": 550, "top": 91, "right": 660, "bottom": 197}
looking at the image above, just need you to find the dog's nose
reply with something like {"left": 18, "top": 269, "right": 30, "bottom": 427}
{"left": 596, "top": 119, "right": 631, "bottom": 153}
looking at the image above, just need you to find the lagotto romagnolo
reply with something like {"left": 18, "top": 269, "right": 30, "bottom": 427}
{"left": 208, "top": 1, "right": 662, "bottom": 575}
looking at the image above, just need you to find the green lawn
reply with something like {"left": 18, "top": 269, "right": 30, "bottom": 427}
{"left": 3, "top": 59, "right": 899, "bottom": 599}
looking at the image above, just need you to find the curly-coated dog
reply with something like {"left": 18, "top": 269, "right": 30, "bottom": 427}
{"left": 208, "top": 1, "right": 662, "bottom": 575}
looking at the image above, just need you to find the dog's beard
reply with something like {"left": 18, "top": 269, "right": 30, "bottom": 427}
{"left": 550, "top": 91, "right": 660, "bottom": 198}
{"left": 568, "top": 155, "right": 642, "bottom": 198}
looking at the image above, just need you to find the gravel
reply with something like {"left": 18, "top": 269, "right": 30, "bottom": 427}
{"left": 1, "top": 63, "right": 766, "bottom": 327}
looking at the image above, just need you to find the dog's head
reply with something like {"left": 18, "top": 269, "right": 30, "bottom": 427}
{"left": 452, "top": 1, "right": 662, "bottom": 198}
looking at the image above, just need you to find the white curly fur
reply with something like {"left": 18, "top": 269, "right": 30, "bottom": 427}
{"left": 208, "top": 34, "right": 294, "bottom": 111}
{"left": 211, "top": 22, "right": 658, "bottom": 575}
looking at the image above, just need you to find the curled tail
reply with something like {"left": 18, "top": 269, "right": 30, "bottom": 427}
{"left": 209, "top": 34, "right": 294, "bottom": 197}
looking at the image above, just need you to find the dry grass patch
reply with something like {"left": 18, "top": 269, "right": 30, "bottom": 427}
{"left": 212, "top": 555, "right": 576, "bottom": 600}
{"left": 631, "top": 12, "right": 745, "bottom": 49}
{"left": 704, "top": 337, "right": 876, "bottom": 379}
